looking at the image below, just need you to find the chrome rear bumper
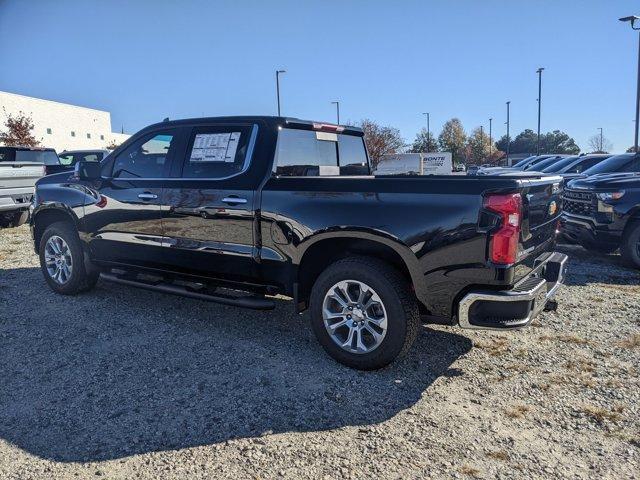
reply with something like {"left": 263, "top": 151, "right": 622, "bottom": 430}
{"left": 458, "top": 252, "right": 568, "bottom": 330}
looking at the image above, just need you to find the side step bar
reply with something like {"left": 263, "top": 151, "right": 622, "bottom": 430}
{"left": 100, "top": 273, "right": 276, "bottom": 310}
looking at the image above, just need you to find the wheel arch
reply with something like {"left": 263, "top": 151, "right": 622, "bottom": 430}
{"left": 32, "top": 205, "right": 79, "bottom": 252}
{"left": 294, "top": 231, "right": 426, "bottom": 312}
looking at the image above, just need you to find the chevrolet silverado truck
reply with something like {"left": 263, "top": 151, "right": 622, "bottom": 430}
{"left": 563, "top": 171, "right": 640, "bottom": 268}
{"left": 0, "top": 146, "right": 54, "bottom": 227}
{"left": 30, "top": 116, "right": 567, "bottom": 369}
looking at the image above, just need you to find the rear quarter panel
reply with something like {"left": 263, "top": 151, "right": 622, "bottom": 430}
{"left": 260, "top": 176, "right": 544, "bottom": 317}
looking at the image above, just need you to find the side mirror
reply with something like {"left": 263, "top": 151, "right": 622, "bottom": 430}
{"left": 75, "top": 160, "right": 102, "bottom": 180}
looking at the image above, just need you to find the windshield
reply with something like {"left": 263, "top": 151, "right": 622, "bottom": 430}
{"left": 582, "top": 153, "right": 639, "bottom": 176}
{"left": 541, "top": 156, "right": 579, "bottom": 173}
{"left": 512, "top": 156, "right": 536, "bottom": 168}
{"left": 0, "top": 148, "right": 60, "bottom": 165}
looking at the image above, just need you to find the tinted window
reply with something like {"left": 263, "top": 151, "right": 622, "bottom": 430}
{"left": 526, "top": 157, "right": 562, "bottom": 171}
{"left": 541, "top": 156, "right": 576, "bottom": 173}
{"left": 181, "top": 125, "right": 253, "bottom": 179}
{"left": 275, "top": 128, "right": 369, "bottom": 176}
{"left": 59, "top": 152, "right": 101, "bottom": 166}
{"left": 58, "top": 153, "right": 74, "bottom": 166}
{"left": 113, "top": 132, "right": 175, "bottom": 178}
{"left": 566, "top": 157, "right": 604, "bottom": 174}
{"left": 79, "top": 152, "right": 102, "bottom": 162}
{"left": 0, "top": 149, "right": 53, "bottom": 164}
{"left": 5, "top": 150, "right": 60, "bottom": 165}
{"left": 512, "top": 156, "right": 536, "bottom": 168}
{"left": 338, "top": 134, "right": 369, "bottom": 174}
{"left": 583, "top": 154, "right": 638, "bottom": 176}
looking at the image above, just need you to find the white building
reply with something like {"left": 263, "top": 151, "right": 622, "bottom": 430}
{"left": 0, "top": 90, "right": 130, "bottom": 152}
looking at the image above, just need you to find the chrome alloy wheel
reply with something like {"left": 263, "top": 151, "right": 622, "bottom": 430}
{"left": 322, "top": 280, "right": 388, "bottom": 354}
{"left": 45, "top": 235, "right": 73, "bottom": 285}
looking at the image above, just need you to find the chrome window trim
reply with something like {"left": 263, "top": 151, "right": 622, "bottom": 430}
{"left": 104, "top": 124, "right": 258, "bottom": 182}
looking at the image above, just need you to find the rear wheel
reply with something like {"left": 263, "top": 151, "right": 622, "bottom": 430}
{"left": 309, "top": 257, "right": 420, "bottom": 370}
{"left": 620, "top": 220, "right": 640, "bottom": 269}
{"left": 39, "top": 221, "right": 99, "bottom": 294}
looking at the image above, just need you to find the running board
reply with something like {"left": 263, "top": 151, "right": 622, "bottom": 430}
{"left": 100, "top": 273, "right": 276, "bottom": 310}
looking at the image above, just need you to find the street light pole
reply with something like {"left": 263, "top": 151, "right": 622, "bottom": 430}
{"left": 276, "top": 69, "right": 286, "bottom": 116}
{"left": 506, "top": 101, "right": 511, "bottom": 165}
{"left": 619, "top": 15, "right": 640, "bottom": 152}
{"left": 331, "top": 101, "right": 340, "bottom": 124}
{"left": 536, "top": 67, "right": 545, "bottom": 156}
{"left": 422, "top": 112, "right": 430, "bottom": 152}
{"left": 598, "top": 127, "right": 603, "bottom": 152}
{"left": 489, "top": 118, "right": 493, "bottom": 156}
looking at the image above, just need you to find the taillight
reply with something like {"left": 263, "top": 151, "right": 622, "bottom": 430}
{"left": 484, "top": 193, "right": 522, "bottom": 264}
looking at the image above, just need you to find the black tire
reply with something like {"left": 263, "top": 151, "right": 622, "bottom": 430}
{"left": 620, "top": 220, "right": 640, "bottom": 269}
{"left": 309, "top": 256, "right": 420, "bottom": 370}
{"left": 0, "top": 210, "right": 28, "bottom": 228}
{"left": 39, "top": 221, "right": 100, "bottom": 294}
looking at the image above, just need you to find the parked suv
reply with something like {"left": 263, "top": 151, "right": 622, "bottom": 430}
{"left": 563, "top": 171, "right": 640, "bottom": 268}
{"left": 540, "top": 154, "right": 611, "bottom": 179}
{"left": 31, "top": 116, "right": 567, "bottom": 369}
{"left": 57, "top": 149, "right": 110, "bottom": 171}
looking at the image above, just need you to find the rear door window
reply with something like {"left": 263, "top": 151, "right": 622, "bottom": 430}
{"left": 275, "top": 128, "right": 369, "bottom": 176}
{"left": 180, "top": 125, "right": 254, "bottom": 179}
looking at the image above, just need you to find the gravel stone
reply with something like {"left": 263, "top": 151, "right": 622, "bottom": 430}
{"left": 0, "top": 225, "right": 638, "bottom": 479}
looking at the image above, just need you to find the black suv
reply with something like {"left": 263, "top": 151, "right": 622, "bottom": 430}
{"left": 563, "top": 170, "right": 640, "bottom": 268}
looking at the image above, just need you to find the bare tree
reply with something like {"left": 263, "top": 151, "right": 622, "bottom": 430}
{"left": 0, "top": 109, "right": 40, "bottom": 147}
{"left": 588, "top": 134, "right": 612, "bottom": 153}
{"left": 358, "top": 119, "right": 405, "bottom": 169}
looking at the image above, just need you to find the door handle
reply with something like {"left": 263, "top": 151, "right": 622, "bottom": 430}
{"left": 138, "top": 193, "right": 158, "bottom": 200}
{"left": 222, "top": 196, "right": 247, "bottom": 205}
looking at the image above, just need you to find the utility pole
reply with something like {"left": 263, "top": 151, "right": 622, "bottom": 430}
{"left": 422, "top": 112, "right": 430, "bottom": 152}
{"left": 621, "top": 16, "right": 640, "bottom": 152}
{"left": 489, "top": 118, "right": 493, "bottom": 156}
{"left": 506, "top": 101, "right": 511, "bottom": 165}
{"left": 276, "top": 69, "right": 286, "bottom": 116}
{"left": 536, "top": 67, "right": 545, "bottom": 155}
{"left": 598, "top": 127, "right": 602, "bottom": 152}
{"left": 331, "top": 101, "right": 340, "bottom": 124}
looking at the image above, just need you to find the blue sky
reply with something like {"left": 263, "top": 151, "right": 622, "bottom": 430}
{"left": 1, "top": 0, "right": 639, "bottom": 152}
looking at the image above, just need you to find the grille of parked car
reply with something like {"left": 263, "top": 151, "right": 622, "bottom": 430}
{"left": 562, "top": 189, "right": 593, "bottom": 216}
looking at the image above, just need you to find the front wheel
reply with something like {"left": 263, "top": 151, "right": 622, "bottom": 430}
{"left": 621, "top": 221, "right": 640, "bottom": 269}
{"left": 309, "top": 257, "right": 420, "bottom": 370}
{"left": 39, "top": 221, "right": 100, "bottom": 294}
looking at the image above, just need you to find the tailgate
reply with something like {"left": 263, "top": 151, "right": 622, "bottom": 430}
{"left": 0, "top": 163, "right": 45, "bottom": 190}
{"left": 519, "top": 177, "right": 562, "bottom": 260}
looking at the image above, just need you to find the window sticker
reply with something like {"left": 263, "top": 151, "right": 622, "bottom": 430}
{"left": 190, "top": 132, "right": 241, "bottom": 162}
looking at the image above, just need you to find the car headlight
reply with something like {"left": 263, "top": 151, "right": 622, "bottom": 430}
{"left": 596, "top": 191, "right": 625, "bottom": 201}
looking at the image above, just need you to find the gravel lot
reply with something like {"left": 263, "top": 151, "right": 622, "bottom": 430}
{"left": 0, "top": 224, "right": 638, "bottom": 479}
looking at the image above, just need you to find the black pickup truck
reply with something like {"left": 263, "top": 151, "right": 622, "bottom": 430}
{"left": 30, "top": 116, "right": 567, "bottom": 369}
{"left": 563, "top": 171, "right": 640, "bottom": 268}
